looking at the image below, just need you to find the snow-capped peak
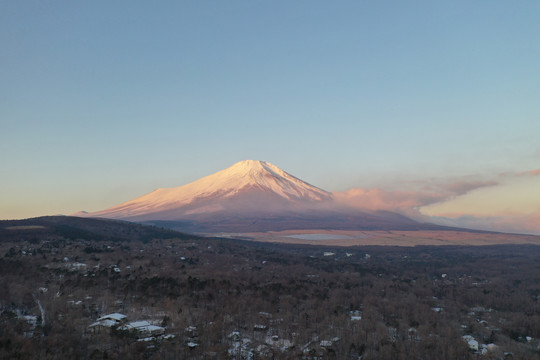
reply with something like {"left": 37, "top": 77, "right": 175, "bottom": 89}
{"left": 208, "top": 160, "right": 331, "bottom": 200}
{"left": 84, "top": 160, "right": 332, "bottom": 219}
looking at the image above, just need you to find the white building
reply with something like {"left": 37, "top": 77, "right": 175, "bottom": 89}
{"left": 119, "top": 320, "right": 165, "bottom": 336}
{"left": 88, "top": 313, "right": 127, "bottom": 333}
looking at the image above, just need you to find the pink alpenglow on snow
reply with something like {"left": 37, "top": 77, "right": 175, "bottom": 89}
{"left": 82, "top": 160, "right": 332, "bottom": 221}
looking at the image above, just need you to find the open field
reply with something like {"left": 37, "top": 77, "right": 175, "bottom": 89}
{"left": 237, "top": 229, "right": 540, "bottom": 247}
{"left": 5, "top": 225, "right": 47, "bottom": 230}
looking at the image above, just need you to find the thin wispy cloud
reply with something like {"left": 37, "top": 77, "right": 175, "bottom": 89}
{"left": 518, "top": 168, "right": 540, "bottom": 177}
{"left": 429, "top": 212, "right": 540, "bottom": 235}
{"left": 499, "top": 168, "right": 540, "bottom": 178}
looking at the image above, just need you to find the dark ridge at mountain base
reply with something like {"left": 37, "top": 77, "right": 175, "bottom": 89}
{"left": 140, "top": 211, "right": 477, "bottom": 234}
{"left": 0, "top": 216, "right": 201, "bottom": 243}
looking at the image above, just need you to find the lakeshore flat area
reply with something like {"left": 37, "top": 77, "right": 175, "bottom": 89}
{"left": 237, "top": 229, "right": 540, "bottom": 246}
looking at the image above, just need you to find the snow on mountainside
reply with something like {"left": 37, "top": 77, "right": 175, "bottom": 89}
{"left": 84, "top": 160, "right": 333, "bottom": 220}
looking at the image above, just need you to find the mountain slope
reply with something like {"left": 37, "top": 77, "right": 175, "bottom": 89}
{"left": 83, "top": 160, "right": 332, "bottom": 221}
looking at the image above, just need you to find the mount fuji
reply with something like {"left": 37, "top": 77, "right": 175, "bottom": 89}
{"left": 78, "top": 160, "right": 440, "bottom": 232}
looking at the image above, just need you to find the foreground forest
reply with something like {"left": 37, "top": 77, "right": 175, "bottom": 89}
{"left": 0, "top": 217, "right": 539, "bottom": 359}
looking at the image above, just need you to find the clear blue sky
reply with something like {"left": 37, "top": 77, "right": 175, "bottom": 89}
{"left": 1, "top": 1, "right": 540, "bottom": 220}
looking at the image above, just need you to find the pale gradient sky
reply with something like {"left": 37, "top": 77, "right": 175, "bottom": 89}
{"left": 1, "top": 1, "right": 539, "bottom": 233}
{"left": 423, "top": 176, "right": 540, "bottom": 217}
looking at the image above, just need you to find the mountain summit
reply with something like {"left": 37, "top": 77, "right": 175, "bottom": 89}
{"left": 189, "top": 160, "right": 333, "bottom": 202}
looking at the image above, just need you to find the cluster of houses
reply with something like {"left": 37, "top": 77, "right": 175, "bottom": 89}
{"left": 18, "top": 313, "right": 39, "bottom": 338}
{"left": 87, "top": 313, "right": 169, "bottom": 341}
{"left": 227, "top": 329, "right": 287, "bottom": 359}
{"left": 60, "top": 303, "right": 540, "bottom": 357}
{"left": 184, "top": 325, "right": 199, "bottom": 348}
{"left": 462, "top": 335, "right": 500, "bottom": 355}
{"left": 226, "top": 310, "right": 360, "bottom": 359}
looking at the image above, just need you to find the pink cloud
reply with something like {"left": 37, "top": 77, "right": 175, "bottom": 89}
{"left": 333, "top": 180, "right": 497, "bottom": 218}
{"left": 520, "top": 168, "right": 540, "bottom": 176}
{"left": 333, "top": 188, "right": 443, "bottom": 212}
{"left": 332, "top": 172, "right": 540, "bottom": 234}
